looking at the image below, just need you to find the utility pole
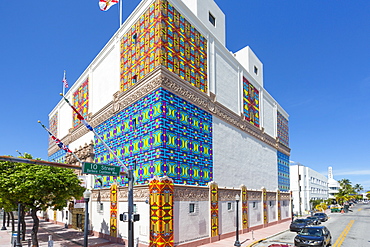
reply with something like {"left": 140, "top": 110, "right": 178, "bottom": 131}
{"left": 127, "top": 169, "right": 134, "bottom": 247}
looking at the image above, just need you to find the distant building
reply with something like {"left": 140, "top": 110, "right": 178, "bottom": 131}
{"left": 327, "top": 166, "right": 340, "bottom": 199}
{"left": 290, "top": 162, "right": 328, "bottom": 214}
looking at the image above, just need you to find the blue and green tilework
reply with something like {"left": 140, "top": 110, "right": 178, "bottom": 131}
{"left": 93, "top": 88, "right": 213, "bottom": 188}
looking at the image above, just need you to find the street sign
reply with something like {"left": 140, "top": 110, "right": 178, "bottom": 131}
{"left": 82, "top": 162, "right": 121, "bottom": 176}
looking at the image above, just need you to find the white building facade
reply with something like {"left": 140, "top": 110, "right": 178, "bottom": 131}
{"left": 290, "top": 163, "right": 328, "bottom": 215}
{"left": 45, "top": 0, "right": 291, "bottom": 245}
{"left": 327, "top": 166, "right": 340, "bottom": 199}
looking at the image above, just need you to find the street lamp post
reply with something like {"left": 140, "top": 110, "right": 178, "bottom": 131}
{"left": 1, "top": 209, "right": 6, "bottom": 230}
{"left": 234, "top": 194, "right": 241, "bottom": 247}
{"left": 83, "top": 189, "right": 92, "bottom": 247}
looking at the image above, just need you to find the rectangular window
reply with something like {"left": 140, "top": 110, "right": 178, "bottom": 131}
{"left": 254, "top": 66, "right": 258, "bottom": 75}
{"left": 132, "top": 33, "right": 137, "bottom": 44}
{"left": 209, "top": 12, "right": 216, "bottom": 26}
{"left": 189, "top": 203, "right": 195, "bottom": 213}
{"left": 228, "top": 202, "right": 232, "bottom": 211}
{"left": 132, "top": 75, "right": 137, "bottom": 84}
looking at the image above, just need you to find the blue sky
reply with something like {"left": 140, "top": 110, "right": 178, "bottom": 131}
{"left": 1, "top": 1, "right": 369, "bottom": 190}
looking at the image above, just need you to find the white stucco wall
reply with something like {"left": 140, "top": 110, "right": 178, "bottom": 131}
{"left": 213, "top": 117, "right": 278, "bottom": 190}
{"left": 262, "top": 96, "right": 275, "bottom": 138}
{"left": 215, "top": 49, "right": 239, "bottom": 113}
{"left": 219, "top": 201, "right": 236, "bottom": 234}
{"left": 234, "top": 46, "right": 263, "bottom": 87}
{"left": 180, "top": 0, "right": 225, "bottom": 45}
{"left": 248, "top": 201, "right": 262, "bottom": 227}
{"left": 90, "top": 44, "right": 120, "bottom": 114}
{"left": 267, "top": 200, "right": 276, "bottom": 222}
{"left": 281, "top": 201, "right": 291, "bottom": 219}
{"left": 174, "top": 201, "right": 209, "bottom": 244}
{"left": 89, "top": 200, "right": 150, "bottom": 244}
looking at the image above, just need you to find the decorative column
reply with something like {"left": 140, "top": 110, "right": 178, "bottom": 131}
{"left": 149, "top": 176, "right": 174, "bottom": 247}
{"left": 209, "top": 181, "right": 219, "bottom": 239}
{"left": 110, "top": 183, "right": 118, "bottom": 238}
{"left": 262, "top": 187, "right": 267, "bottom": 226}
{"left": 277, "top": 189, "right": 281, "bottom": 221}
{"left": 241, "top": 185, "right": 248, "bottom": 232}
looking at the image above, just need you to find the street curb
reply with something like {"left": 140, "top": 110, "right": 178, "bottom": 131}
{"left": 247, "top": 229, "right": 290, "bottom": 247}
{"left": 247, "top": 238, "right": 266, "bottom": 247}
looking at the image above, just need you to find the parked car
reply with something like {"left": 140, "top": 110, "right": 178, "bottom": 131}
{"left": 294, "top": 226, "right": 332, "bottom": 247}
{"left": 290, "top": 219, "right": 312, "bottom": 232}
{"left": 306, "top": 216, "right": 321, "bottom": 225}
{"left": 313, "top": 212, "right": 328, "bottom": 222}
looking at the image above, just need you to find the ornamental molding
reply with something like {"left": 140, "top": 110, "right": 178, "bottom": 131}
{"left": 48, "top": 65, "right": 290, "bottom": 156}
{"left": 173, "top": 186, "right": 209, "bottom": 201}
{"left": 266, "top": 192, "right": 277, "bottom": 201}
{"left": 248, "top": 191, "right": 262, "bottom": 200}
{"left": 280, "top": 192, "right": 291, "bottom": 200}
{"left": 91, "top": 186, "right": 149, "bottom": 202}
{"left": 218, "top": 188, "right": 241, "bottom": 202}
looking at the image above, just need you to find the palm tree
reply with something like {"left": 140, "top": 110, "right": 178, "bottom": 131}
{"left": 353, "top": 184, "right": 363, "bottom": 193}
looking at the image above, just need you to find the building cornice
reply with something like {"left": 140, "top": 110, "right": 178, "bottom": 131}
{"left": 48, "top": 66, "right": 290, "bottom": 156}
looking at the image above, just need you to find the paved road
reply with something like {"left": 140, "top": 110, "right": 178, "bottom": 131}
{"left": 254, "top": 202, "right": 370, "bottom": 247}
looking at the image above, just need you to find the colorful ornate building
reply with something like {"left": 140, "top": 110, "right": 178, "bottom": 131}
{"left": 47, "top": 0, "right": 291, "bottom": 246}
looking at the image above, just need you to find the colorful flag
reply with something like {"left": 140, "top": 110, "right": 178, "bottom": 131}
{"left": 62, "top": 70, "right": 68, "bottom": 88}
{"left": 60, "top": 94, "right": 94, "bottom": 131}
{"left": 99, "top": 0, "right": 119, "bottom": 11}
{"left": 38, "top": 121, "right": 72, "bottom": 153}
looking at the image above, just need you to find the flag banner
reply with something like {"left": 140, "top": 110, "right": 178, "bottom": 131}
{"left": 99, "top": 0, "right": 119, "bottom": 11}
{"left": 60, "top": 93, "right": 128, "bottom": 174}
{"left": 38, "top": 121, "right": 72, "bottom": 153}
{"left": 62, "top": 70, "right": 68, "bottom": 88}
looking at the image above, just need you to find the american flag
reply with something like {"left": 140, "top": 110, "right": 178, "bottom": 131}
{"left": 99, "top": 0, "right": 119, "bottom": 11}
{"left": 62, "top": 70, "right": 68, "bottom": 88}
{"left": 50, "top": 134, "right": 72, "bottom": 153}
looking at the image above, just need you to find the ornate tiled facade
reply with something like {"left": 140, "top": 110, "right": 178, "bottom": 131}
{"left": 277, "top": 111, "right": 289, "bottom": 147}
{"left": 243, "top": 77, "right": 260, "bottom": 127}
{"left": 120, "top": 0, "right": 207, "bottom": 93}
{"left": 277, "top": 151, "right": 290, "bottom": 192}
{"left": 73, "top": 78, "right": 89, "bottom": 128}
{"left": 94, "top": 88, "right": 213, "bottom": 187}
{"left": 48, "top": 112, "right": 58, "bottom": 147}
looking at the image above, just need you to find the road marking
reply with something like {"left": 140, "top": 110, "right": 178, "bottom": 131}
{"left": 332, "top": 220, "right": 355, "bottom": 247}
{"left": 358, "top": 208, "right": 363, "bottom": 212}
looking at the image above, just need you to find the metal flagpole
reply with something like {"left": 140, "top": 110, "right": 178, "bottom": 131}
{"left": 119, "top": 0, "right": 122, "bottom": 27}
{"left": 38, "top": 121, "right": 83, "bottom": 164}
{"left": 62, "top": 70, "right": 66, "bottom": 96}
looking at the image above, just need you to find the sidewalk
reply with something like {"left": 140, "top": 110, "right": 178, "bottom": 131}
{"left": 0, "top": 216, "right": 124, "bottom": 247}
{"left": 199, "top": 220, "right": 291, "bottom": 247}
{"left": 0, "top": 217, "right": 291, "bottom": 247}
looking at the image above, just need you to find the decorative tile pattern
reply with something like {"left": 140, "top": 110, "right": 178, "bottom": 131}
{"left": 48, "top": 149, "right": 66, "bottom": 163}
{"left": 277, "top": 111, "right": 289, "bottom": 147}
{"left": 262, "top": 188, "right": 267, "bottom": 225}
{"left": 120, "top": 0, "right": 207, "bottom": 93}
{"left": 73, "top": 78, "right": 89, "bottom": 128}
{"left": 93, "top": 88, "right": 213, "bottom": 187}
{"left": 49, "top": 112, "right": 58, "bottom": 147}
{"left": 110, "top": 184, "right": 118, "bottom": 237}
{"left": 241, "top": 185, "right": 248, "bottom": 229}
{"left": 209, "top": 182, "right": 219, "bottom": 237}
{"left": 277, "top": 190, "right": 281, "bottom": 221}
{"left": 243, "top": 77, "right": 260, "bottom": 127}
{"left": 277, "top": 151, "right": 290, "bottom": 192}
{"left": 149, "top": 176, "right": 174, "bottom": 247}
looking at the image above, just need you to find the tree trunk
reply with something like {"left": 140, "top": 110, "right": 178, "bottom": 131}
{"left": 10, "top": 211, "right": 15, "bottom": 232}
{"left": 21, "top": 207, "right": 26, "bottom": 241}
{"left": 31, "top": 208, "right": 39, "bottom": 247}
